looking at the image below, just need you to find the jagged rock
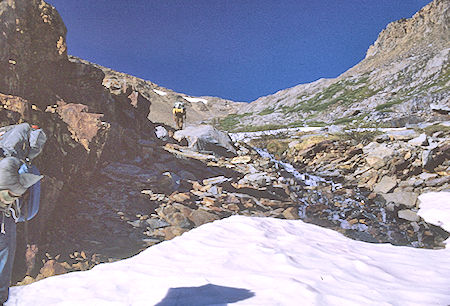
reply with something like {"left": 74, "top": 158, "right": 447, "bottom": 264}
{"left": 238, "top": 172, "right": 272, "bottom": 187}
{"left": 282, "top": 207, "right": 300, "bottom": 220}
{"left": 363, "top": 143, "right": 394, "bottom": 169}
{"left": 172, "top": 203, "right": 194, "bottom": 218}
{"left": 39, "top": 260, "right": 68, "bottom": 279}
{"left": 169, "top": 192, "right": 191, "bottom": 203}
{"left": 188, "top": 209, "right": 220, "bottom": 226}
{"left": 155, "top": 226, "right": 189, "bottom": 240}
{"left": 425, "top": 176, "right": 450, "bottom": 187}
{"left": 173, "top": 125, "right": 237, "bottom": 157}
{"left": 373, "top": 176, "right": 397, "bottom": 194}
{"left": 164, "top": 212, "right": 192, "bottom": 229}
{"left": 408, "top": 134, "right": 429, "bottom": 146}
{"left": 398, "top": 209, "right": 420, "bottom": 222}
{"left": 380, "top": 192, "right": 418, "bottom": 208}
{"left": 145, "top": 218, "right": 170, "bottom": 230}
{"left": 202, "top": 176, "right": 231, "bottom": 186}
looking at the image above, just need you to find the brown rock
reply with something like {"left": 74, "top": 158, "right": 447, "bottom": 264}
{"left": 223, "top": 203, "right": 240, "bottom": 212}
{"left": 55, "top": 101, "right": 104, "bottom": 150}
{"left": 39, "top": 260, "right": 68, "bottom": 278}
{"left": 162, "top": 226, "right": 189, "bottom": 240}
{"left": 202, "top": 197, "right": 218, "bottom": 207}
{"left": 169, "top": 192, "right": 191, "bottom": 203}
{"left": 282, "top": 207, "right": 299, "bottom": 220}
{"left": 192, "top": 181, "right": 204, "bottom": 191}
{"left": 189, "top": 209, "right": 220, "bottom": 226}
{"left": 72, "top": 261, "right": 90, "bottom": 271}
{"left": 231, "top": 156, "right": 252, "bottom": 164}
{"left": 172, "top": 203, "right": 194, "bottom": 218}
{"left": 373, "top": 176, "right": 397, "bottom": 194}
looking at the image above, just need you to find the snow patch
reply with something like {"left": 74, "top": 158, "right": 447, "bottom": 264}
{"left": 153, "top": 89, "right": 167, "bottom": 96}
{"left": 418, "top": 191, "right": 450, "bottom": 233}
{"left": 9, "top": 215, "right": 450, "bottom": 305}
{"left": 183, "top": 96, "right": 208, "bottom": 104}
{"left": 230, "top": 126, "right": 323, "bottom": 142}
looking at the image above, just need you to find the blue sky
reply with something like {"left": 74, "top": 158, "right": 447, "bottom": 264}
{"left": 47, "top": 0, "right": 431, "bottom": 102}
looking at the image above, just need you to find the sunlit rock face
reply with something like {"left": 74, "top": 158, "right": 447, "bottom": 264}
{"left": 0, "top": 0, "right": 67, "bottom": 101}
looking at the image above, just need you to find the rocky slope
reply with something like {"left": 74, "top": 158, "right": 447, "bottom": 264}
{"left": 1, "top": 0, "right": 449, "bottom": 289}
{"left": 70, "top": 56, "right": 243, "bottom": 128}
{"left": 222, "top": 0, "right": 449, "bottom": 131}
{"left": 18, "top": 123, "right": 449, "bottom": 285}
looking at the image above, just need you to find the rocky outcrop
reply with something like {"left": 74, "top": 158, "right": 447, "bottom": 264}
{"left": 0, "top": 1, "right": 157, "bottom": 244}
{"left": 0, "top": 0, "right": 67, "bottom": 102}
{"left": 364, "top": 0, "right": 449, "bottom": 62}
{"left": 173, "top": 125, "right": 237, "bottom": 157}
{"left": 70, "top": 57, "right": 243, "bottom": 129}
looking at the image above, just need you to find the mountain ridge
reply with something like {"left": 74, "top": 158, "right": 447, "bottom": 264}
{"left": 223, "top": 0, "right": 449, "bottom": 131}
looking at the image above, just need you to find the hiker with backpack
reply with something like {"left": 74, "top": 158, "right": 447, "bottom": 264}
{"left": 172, "top": 100, "right": 186, "bottom": 130}
{"left": 0, "top": 123, "right": 46, "bottom": 304}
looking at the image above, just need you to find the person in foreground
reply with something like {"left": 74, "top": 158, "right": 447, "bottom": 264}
{"left": 0, "top": 157, "right": 42, "bottom": 305}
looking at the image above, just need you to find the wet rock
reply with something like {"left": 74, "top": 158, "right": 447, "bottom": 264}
{"left": 188, "top": 209, "right": 220, "bottom": 226}
{"left": 172, "top": 203, "right": 194, "bottom": 218}
{"left": 373, "top": 176, "right": 397, "bottom": 194}
{"left": 398, "top": 209, "right": 420, "bottom": 222}
{"left": 381, "top": 192, "right": 418, "bottom": 208}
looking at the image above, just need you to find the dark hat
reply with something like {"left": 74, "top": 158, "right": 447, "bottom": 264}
{"left": 0, "top": 157, "right": 43, "bottom": 196}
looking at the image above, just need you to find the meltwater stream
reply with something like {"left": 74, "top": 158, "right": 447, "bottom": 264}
{"left": 254, "top": 148, "right": 448, "bottom": 248}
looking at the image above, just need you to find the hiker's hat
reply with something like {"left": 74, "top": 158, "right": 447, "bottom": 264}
{"left": 0, "top": 157, "right": 43, "bottom": 196}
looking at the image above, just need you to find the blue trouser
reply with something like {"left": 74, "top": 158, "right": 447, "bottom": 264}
{"left": 0, "top": 216, "right": 16, "bottom": 304}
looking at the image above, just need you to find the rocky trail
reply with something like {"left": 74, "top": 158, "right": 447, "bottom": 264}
{"left": 16, "top": 123, "right": 449, "bottom": 285}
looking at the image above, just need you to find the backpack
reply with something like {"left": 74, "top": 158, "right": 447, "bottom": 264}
{"left": 0, "top": 123, "right": 47, "bottom": 222}
{"left": 173, "top": 101, "right": 185, "bottom": 110}
{"left": 0, "top": 123, "right": 47, "bottom": 162}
